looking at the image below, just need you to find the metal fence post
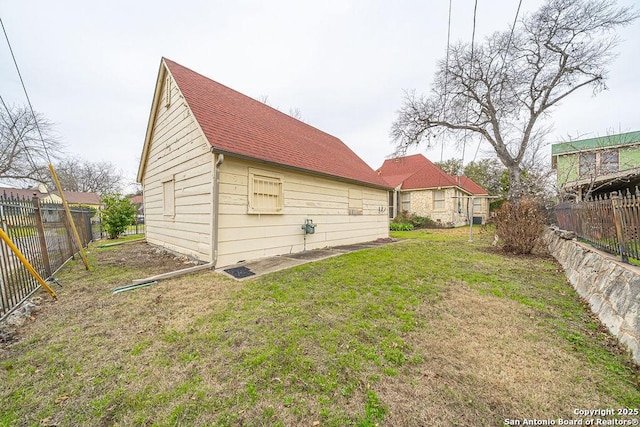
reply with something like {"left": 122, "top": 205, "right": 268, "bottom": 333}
{"left": 62, "top": 212, "right": 76, "bottom": 260}
{"left": 32, "top": 196, "right": 52, "bottom": 277}
{"left": 611, "top": 193, "right": 629, "bottom": 263}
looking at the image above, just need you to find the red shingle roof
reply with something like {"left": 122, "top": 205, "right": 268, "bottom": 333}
{"left": 53, "top": 191, "right": 101, "bottom": 205}
{"left": 0, "top": 187, "right": 48, "bottom": 201}
{"left": 163, "top": 58, "right": 390, "bottom": 188}
{"left": 458, "top": 175, "right": 488, "bottom": 195}
{"left": 129, "top": 195, "right": 143, "bottom": 204}
{"left": 376, "top": 154, "right": 487, "bottom": 194}
{"left": 376, "top": 154, "right": 458, "bottom": 189}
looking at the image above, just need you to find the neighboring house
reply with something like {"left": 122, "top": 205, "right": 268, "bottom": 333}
{"left": 376, "top": 154, "right": 490, "bottom": 226}
{"left": 0, "top": 185, "right": 101, "bottom": 223}
{"left": 52, "top": 191, "right": 102, "bottom": 223}
{"left": 552, "top": 130, "right": 640, "bottom": 200}
{"left": 0, "top": 184, "right": 62, "bottom": 204}
{"left": 52, "top": 191, "right": 102, "bottom": 211}
{"left": 129, "top": 194, "right": 144, "bottom": 223}
{"left": 137, "top": 58, "right": 390, "bottom": 267}
{"left": 0, "top": 184, "right": 62, "bottom": 222}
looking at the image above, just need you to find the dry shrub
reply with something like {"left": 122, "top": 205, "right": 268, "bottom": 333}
{"left": 495, "top": 198, "right": 546, "bottom": 254}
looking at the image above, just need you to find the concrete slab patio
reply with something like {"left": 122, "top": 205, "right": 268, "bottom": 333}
{"left": 216, "top": 238, "right": 397, "bottom": 281}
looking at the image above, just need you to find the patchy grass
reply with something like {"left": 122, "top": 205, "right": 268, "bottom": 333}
{"left": 1, "top": 228, "right": 638, "bottom": 426}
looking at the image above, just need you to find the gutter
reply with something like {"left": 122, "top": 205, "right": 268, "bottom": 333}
{"left": 209, "top": 147, "right": 392, "bottom": 191}
{"left": 125, "top": 151, "right": 224, "bottom": 289}
{"left": 211, "top": 151, "right": 224, "bottom": 267}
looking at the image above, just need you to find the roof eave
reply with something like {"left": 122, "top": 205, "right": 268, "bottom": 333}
{"left": 212, "top": 149, "right": 392, "bottom": 191}
{"left": 137, "top": 59, "right": 169, "bottom": 183}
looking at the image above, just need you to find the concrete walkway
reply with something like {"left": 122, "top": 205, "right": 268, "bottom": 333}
{"left": 216, "top": 239, "right": 397, "bottom": 281}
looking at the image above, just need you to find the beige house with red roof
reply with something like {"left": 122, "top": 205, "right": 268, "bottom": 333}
{"left": 0, "top": 184, "right": 62, "bottom": 204}
{"left": 377, "top": 154, "right": 489, "bottom": 226}
{"left": 137, "top": 58, "right": 391, "bottom": 267}
{"left": 52, "top": 191, "right": 102, "bottom": 211}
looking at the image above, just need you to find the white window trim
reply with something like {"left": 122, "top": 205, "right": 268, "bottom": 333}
{"left": 433, "top": 189, "right": 445, "bottom": 211}
{"left": 162, "top": 176, "right": 175, "bottom": 218}
{"left": 579, "top": 149, "right": 620, "bottom": 177}
{"left": 401, "top": 191, "right": 411, "bottom": 213}
{"left": 348, "top": 188, "right": 363, "bottom": 216}
{"left": 248, "top": 168, "right": 284, "bottom": 214}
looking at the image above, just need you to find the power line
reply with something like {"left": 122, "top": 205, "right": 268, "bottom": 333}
{"left": 461, "top": 0, "right": 479, "bottom": 170}
{"left": 503, "top": 0, "right": 523, "bottom": 69}
{"left": 441, "top": 0, "right": 453, "bottom": 162}
{"left": 0, "top": 16, "right": 52, "bottom": 164}
{"left": 471, "top": 0, "right": 522, "bottom": 164}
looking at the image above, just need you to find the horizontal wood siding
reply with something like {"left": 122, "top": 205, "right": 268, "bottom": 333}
{"left": 216, "top": 158, "right": 389, "bottom": 267}
{"left": 142, "top": 74, "right": 213, "bottom": 261}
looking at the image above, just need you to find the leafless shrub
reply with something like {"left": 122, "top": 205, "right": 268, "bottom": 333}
{"left": 495, "top": 198, "right": 546, "bottom": 254}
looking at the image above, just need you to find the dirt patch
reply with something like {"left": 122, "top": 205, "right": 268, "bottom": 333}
{"left": 0, "top": 241, "right": 212, "bottom": 349}
{"left": 94, "top": 240, "right": 195, "bottom": 272}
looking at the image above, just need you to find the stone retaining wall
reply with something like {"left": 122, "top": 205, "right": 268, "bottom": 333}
{"left": 544, "top": 228, "right": 640, "bottom": 364}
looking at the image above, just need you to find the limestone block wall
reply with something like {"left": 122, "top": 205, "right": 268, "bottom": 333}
{"left": 544, "top": 228, "right": 640, "bottom": 364}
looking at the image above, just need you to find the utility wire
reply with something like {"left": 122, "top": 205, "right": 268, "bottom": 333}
{"left": 0, "top": 16, "right": 52, "bottom": 164}
{"left": 441, "top": 0, "right": 453, "bottom": 162}
{"left": 461, "top": 0, "right": 478, "bottom": 171}
{"left": 471, "top": 0, "right": 522, "bottom": 164}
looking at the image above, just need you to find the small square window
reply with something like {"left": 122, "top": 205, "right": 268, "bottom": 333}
{"left": 600, "top": 150, "right": 619, "bottom": 174}
{"left": 248, "top": 169, "right": 283, "bottom": 214}
{"left": 579, "top": 153, "right": 596, "bottom": 177}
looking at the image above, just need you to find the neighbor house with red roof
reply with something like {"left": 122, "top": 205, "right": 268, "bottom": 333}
{"left": 137, "top": 58, "right": 391, "bottom": 267}
{"left": 377, "top": 154, "right": 489, "bottom": 226}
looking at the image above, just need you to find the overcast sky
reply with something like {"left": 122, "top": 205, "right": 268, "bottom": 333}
{"left": 1, "top": 0, "right": 638, "bottom": 191}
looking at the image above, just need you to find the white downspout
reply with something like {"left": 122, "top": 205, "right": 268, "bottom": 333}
{"left": 128, "top": 151, "right": 224, "bottom": 285}
{"left": 211, "top": 151, "right": 224, "bottom": 268}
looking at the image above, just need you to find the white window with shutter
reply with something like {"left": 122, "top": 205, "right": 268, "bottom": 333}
{"left": 248, "top": 169, "right": 283, "bottom": 214}
{"left": 163, "top": 177, "right": 175, "bottom": 217}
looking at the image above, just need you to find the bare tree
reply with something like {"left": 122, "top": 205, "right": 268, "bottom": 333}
{"left": 392, "top": 0, "right": 636, "bottom": 199}
{"left": 435, "top": 158, "right": 464, "bottom": 176}
{"left": 0, "top": 104, "right": 62, "bottom": 183}
{"left": 43, "top": 157, "right": 124, "bottom": 196}
{"left": 288, "top": 107, "right": 305, "bottom": 122}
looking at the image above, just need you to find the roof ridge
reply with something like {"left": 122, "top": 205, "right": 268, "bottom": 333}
{"left": 161, "top": 58, "right": 390, "bottom": 188}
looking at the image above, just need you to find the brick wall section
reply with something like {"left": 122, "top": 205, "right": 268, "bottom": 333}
{"left": 544, "top": 228, "right": 640, "bottom": 364}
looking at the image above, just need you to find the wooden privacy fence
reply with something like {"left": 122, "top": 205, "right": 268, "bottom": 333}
{"left": 0, "top": 192, "right": 96, "bottom": 321}
{"left": 555, "top": 190, "right": 640, "bottom": 263}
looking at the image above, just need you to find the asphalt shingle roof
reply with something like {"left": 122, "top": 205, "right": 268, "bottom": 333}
{"left": 376, "top": 154, "right": 487, "bottom": 194}
{"left": 164, "top": 58, "right": 390, "bottom": 189}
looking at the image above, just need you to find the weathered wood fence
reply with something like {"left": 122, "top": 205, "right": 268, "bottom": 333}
{"left": 0, "top": 193, "right": 97, "bottom": 321}
{"left": 555, "top": 190, "right": 640, "bottom": 263}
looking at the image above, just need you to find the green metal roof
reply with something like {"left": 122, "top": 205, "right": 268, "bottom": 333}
{"left": 551, "top": 130, "right": 640, "bottom": 155}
